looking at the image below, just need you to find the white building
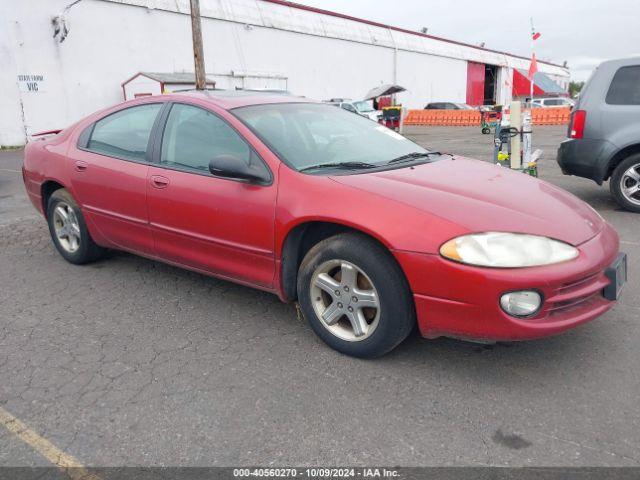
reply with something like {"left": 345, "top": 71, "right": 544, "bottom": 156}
{"left": 0, "top": 0, "right": 570, "bottom": 146}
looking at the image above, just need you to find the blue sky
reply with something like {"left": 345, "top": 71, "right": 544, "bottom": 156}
{"left": 295, "top": 0, "right": 639, "bottom": 81}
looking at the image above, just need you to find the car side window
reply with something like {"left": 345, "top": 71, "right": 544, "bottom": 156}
{"left": 606, "top": 66, "right": 640, "bottom": 105}
{"left": 160, "top": 103, "right": 251, "bottom": 173}
{"left": 341, "top": 103, "right": 357, "bottom": 113}
{"left": 86, "top": 104, "right": 162, "bottom": 162}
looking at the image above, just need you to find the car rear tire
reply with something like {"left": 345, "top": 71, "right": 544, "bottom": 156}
{"left": 610, "top": 154, "right": 640, "bottom": 213}
{"left": 47, "top": 188, "right": 106, "bottom": 264}
{"left": 297, "top": 233, "right": 415, "bottom": 358}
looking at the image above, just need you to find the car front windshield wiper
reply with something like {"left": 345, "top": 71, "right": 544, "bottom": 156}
{"left": 387, "top": 151, "right": 443, "bottom": 164}
{"left": 299, "top": 161, "right": 378, "bottom": 172}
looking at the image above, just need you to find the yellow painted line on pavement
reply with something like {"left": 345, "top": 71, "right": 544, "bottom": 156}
{"left": 0, "top": 406, "right": 101, "bottom": 480}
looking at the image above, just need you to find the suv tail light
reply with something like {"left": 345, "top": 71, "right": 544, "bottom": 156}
{"left": 569, "top": 110, "right": 587, "bottom": 139}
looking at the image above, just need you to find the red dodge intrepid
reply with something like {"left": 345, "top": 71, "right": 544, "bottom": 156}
{"left": 22, "top": 92, "right": 627, "bottom": 357}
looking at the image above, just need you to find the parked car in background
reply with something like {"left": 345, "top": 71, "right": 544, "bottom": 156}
{"left": 425, "top": 102, "right": 474, "bottom": 110}
{"left": 532, "top": 97, "right": 575, "bottom": 108}
{"left": 23, "top": 92, "right": 625, "bottom": 358}
{"left": 324, "top": 98, "right": 382, "bottom": 121}
{"left": 558, "top": 57, "right": 640, "bottom": 212}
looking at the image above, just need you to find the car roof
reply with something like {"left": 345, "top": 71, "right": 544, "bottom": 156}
{"left": 598, "top": 56, "right": 640, "bottom": 69}
{"left": 157, "top": 90, "right": 318, "bottom": 110}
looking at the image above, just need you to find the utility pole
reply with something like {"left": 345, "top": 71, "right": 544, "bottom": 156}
{"left": 190, "top": 0, "right": 206, "bottom": 90}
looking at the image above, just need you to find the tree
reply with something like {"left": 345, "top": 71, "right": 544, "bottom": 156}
{"left": 569, "top": 81, "right": 585, "bottom": 98}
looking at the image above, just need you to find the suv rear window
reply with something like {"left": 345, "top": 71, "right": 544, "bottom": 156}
{"left": 606, "top": 66, "right": 640, "bottom": 105}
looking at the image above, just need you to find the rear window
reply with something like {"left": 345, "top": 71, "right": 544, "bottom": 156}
{"left": 86, "top": 104, "right": 162, "bottom": 161}
{"left": 606, "top": 66, "right": 640, "bottom": 105}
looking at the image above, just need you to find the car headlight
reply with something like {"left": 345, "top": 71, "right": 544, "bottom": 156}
{"left": 440, "top": 232, "right": 578, "bottom": 268}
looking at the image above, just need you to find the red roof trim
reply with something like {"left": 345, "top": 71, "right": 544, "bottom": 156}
{"left": 260, "top": 0, "right": 565, "bottom": 69}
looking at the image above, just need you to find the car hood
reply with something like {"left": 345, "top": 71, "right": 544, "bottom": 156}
{"left": 330, "top": 156, "right": 603, "bottom": 246}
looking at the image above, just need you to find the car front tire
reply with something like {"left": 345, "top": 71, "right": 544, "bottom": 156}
{"left": 47, "top": 188, "right": 106, "bottom": 264}
{"left": 297, "top": 233, "right": 415, "bottom": 358}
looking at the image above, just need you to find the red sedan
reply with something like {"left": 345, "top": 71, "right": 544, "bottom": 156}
{"left": 22, "top": 92, "right": 627, "bottom": 357}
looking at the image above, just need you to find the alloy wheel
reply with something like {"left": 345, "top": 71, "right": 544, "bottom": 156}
{"left": 52, "top": 202, "right": 81, "bottom": 253}
{"left": 620, "top": 163, "right": 640, "bottom": 206}
{"left": 310, "top": 259, "right": 380, "bottom": 342}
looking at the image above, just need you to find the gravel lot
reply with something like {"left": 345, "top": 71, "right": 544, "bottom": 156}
{"left": 1, "top": 126, "right": 639, "bottom": 467}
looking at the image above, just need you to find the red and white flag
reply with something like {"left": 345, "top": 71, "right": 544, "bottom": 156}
{"left": 528, "top": 53, "right": 538, "bottom": 79}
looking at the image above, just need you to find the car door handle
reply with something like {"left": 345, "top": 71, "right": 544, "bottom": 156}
{"left": 74, "top": 161, "right": 88, "bottom": 172}
{"left": 150, "top": 175, "right": 170, "bottom": 189}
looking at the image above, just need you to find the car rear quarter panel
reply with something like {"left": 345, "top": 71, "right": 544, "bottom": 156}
{"left": 23, "top": 129, "right": 77, "bottom": 215}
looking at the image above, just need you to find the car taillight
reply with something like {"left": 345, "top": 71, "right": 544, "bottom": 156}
{"left": 570, "top": 110, "right": 586, "bottom": 139}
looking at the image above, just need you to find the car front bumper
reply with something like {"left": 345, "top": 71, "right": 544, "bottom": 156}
{"left": 394, "top": 223, "right": 622, "bottom": 341}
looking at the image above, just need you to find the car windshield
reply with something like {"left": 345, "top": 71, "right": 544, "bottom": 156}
{"left": 233, "top": 103, "right": 430, "bottom": 172}
{"left": 352, "top": 100, "right": 375, "bottom": 113}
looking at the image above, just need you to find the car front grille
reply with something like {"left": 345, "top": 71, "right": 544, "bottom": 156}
{"left": 547, "top": 271, "right": 610, "bottom": 315}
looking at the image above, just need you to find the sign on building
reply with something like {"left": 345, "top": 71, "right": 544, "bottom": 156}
{"left": 17, "top": 74, "right": 46, "bottom": 93}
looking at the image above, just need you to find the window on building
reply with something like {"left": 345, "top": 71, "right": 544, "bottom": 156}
{"left": 87, "top": 104, "right": 162, "bottom": 161}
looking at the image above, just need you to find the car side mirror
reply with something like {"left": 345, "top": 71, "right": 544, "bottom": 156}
{"left": 208, "top": 153, "right": 270, "bottom": 185}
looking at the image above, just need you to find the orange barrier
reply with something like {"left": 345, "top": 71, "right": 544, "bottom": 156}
{"left": 404, "top": 107, "right": 571, "bottom": 126}
{"left": 403, "top": 109, "right": 481, "bottom": 126}
{"left": 530, "top": 106, "right": 571, "bottom": 125}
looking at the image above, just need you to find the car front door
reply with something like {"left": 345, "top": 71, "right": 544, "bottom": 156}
{"left": 146, "top": 102, "right": 277, "bottom": 288}
{"left": 69, "top": 102, "right": 163, "bottom": 255}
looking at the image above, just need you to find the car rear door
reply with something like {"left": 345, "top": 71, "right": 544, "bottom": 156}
{"left": 69, "top": 102, "right": 163, "bottom": 255}
{"left": 145, "top": 102, "right": 277, "bottom": 288}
